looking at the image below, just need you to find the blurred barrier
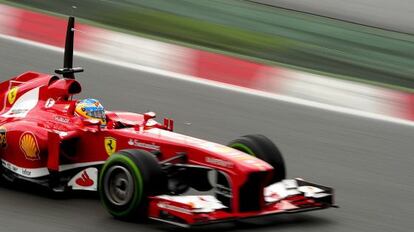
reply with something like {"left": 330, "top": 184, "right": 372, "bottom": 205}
{"left": 6, "top": 0, "right": 414, "bottom": 89}
{"left": 1, "top": 4, "right": 414, "bottom": 121}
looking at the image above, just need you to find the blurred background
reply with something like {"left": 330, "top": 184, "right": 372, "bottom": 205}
{"left": 3, "top": 0, "right": 414, "bottom": 89}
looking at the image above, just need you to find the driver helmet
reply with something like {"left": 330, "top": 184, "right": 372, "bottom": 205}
{"left": 75, "top": 98, "right": 106, "bottom": 126}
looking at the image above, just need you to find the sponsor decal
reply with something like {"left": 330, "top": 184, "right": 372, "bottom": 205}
{"left": 157, "top": 202, "right": 192, "bottom": 214}
{"left": 45, "top": 98, "right": 55, "bottom": 108}
{"left": 0, "top": 126, "right": 6, "bottom": 148}
{"left": 75, "top": 170, "right": 94, "bottom": 187}
{"left": 68, "top": 167, "right": 98, "bottom": 191}
{"left": 2, "top": 160, "right": 45, "bottom": 177}
{"left": 145, "top": 129, "right": 268, "bottom": 169}
{"left": 7, "top": 86, "right": 18, "bottom": 105}
{"left": 54, "top": 116, "right": 70, "bottom": 124}
{"left": 1, "top": 87, "right": 40, "bottom": 118}
{"left": 19, "top": 132, "right": 40, "bottom": 161}
{"left": 127, "top": 139, "right": 160, "bottom": 150}
{"left": 157, "top": 195, "right": 227, "bottom": 213}
{"left": 2, "top": 160, "right": 17, "bottom": 172}
{"left": 298, "top": 185, "right": 324, "bottom": 197}
{"left": 21, "top": 168, "right": 31, "bottom": 176}
{"left": 205, "top": 157, "right": 233, "bottom": 168}
{"left": 104, "top": 137, "right": 117, "bottom": 155}
{"left": 1, "top": 160, "right": 106, "bottom": 178}
{"left": 1, "top": 159, "right": 42, "bottom": 177}
{"left": 9, "top": 109, "right": 28, "bottom": 116}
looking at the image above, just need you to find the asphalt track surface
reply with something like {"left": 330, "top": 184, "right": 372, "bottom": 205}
{"left": 0, "top": 37, "right": 413, "bottom": 232}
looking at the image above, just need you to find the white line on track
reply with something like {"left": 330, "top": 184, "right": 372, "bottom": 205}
{"left": 1, "top": 33, "right": 414, "bottom": 127}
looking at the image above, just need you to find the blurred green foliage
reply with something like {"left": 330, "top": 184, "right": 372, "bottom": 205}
{"left": 4, "top": 0, "right": 414, "bottom": 89}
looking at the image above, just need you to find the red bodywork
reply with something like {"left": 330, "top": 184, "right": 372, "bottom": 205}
{"left": 0, "top": 71, "right": 335, "bottom": 227}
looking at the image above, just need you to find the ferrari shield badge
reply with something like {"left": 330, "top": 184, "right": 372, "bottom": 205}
{"left": 7, "top": 86, "right": 18, "bottom": 105}
{"left": 104, "top": 137, "right": 116, "bottom": 155}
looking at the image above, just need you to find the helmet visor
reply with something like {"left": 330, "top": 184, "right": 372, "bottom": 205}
{"left": 85, "top": 108, "right": 105, "bottom": 120}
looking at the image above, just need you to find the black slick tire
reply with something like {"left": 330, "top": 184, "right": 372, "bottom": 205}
{"left": 228, "top": 134, "right": 286, "bottom": 183}
{"left": 98, "top": 149, "right": 166, "bottom": 220}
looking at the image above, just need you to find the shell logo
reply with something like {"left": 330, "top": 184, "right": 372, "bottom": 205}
{"left": 7, "top": 86, "right": 19, "bottom": 105}
{"left": 0, "top": 126, "right": 7, "bottom": 149}
{"left": 19, "top": 132, "right": 40, "bottom": 161}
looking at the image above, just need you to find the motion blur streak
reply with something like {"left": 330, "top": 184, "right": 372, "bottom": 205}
{"left": 1, "top": 4, "right": 414, "bottom": 126}
{"left": 251, "top": 0, "right": 414, "bottom": 33}
{"left": 3, "top": 32, "right": 414, "bottom": 129}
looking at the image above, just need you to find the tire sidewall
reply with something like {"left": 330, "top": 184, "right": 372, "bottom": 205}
{"left": 99, "top": 153, "right": 144, "bottom": 218}
{"left": 228, "top": 134, "right": 286, "bottom": 183}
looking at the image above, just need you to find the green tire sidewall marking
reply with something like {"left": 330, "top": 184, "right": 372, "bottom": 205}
{"left": 99, "top": 154, "right": 144, "bottom": 217}
{"left": 230, "top": 143, "right": 256, "bottom": 157}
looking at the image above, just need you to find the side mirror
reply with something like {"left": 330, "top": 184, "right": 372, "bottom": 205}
{"left": 143, "top": 111, "right": 156, "bottom": 122}
{"left": 163, "top": 118, "right": 174, "bottom": 131}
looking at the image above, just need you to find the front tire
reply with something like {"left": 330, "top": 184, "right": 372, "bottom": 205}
{"left": 228, "top": 134, "right": 286, "bottom": 183}
{"left": 99, "top": 149, "right": 166, "bottom": 220}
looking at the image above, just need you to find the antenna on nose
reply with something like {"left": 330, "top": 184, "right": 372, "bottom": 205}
{"left": 55, "top": 16, "right": 84, "bottom": 79}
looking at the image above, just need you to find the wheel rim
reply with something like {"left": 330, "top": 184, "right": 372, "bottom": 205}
{"left": 104, "top": 165, "right": 135, "bottom": 206}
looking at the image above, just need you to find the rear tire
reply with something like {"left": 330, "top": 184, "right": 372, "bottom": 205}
{"left": 228, "top": 134, "right": 286, "bottom": 183}
{"left": 99, "top": 149, "right": 166, "bottom": 220}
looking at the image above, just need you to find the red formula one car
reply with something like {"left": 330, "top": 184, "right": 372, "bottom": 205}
{"left": 0, "top": 17, "right": 336, "bottom": 227}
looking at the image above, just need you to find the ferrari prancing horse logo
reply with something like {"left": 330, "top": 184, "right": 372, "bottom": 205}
{"left": 7, "top": 86, "right": 19, "bottom": 105}
{"left": 104, "top": 137, "right": 116, "bottom": 156}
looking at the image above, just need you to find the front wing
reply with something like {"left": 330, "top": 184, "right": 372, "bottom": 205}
{"left": 148, "top": 178, "right": 336, "bottom": 227}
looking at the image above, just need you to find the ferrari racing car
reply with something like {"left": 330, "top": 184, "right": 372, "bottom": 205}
{"left": 0, "top": 17, "right": 336, "bottom": 227}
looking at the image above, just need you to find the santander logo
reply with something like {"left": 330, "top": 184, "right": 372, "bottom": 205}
{"left": 75, "top": 170, "right": 94, "bottom": 187}
{"left": 68, "top": 167, "right": 98, "bottom": 191}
